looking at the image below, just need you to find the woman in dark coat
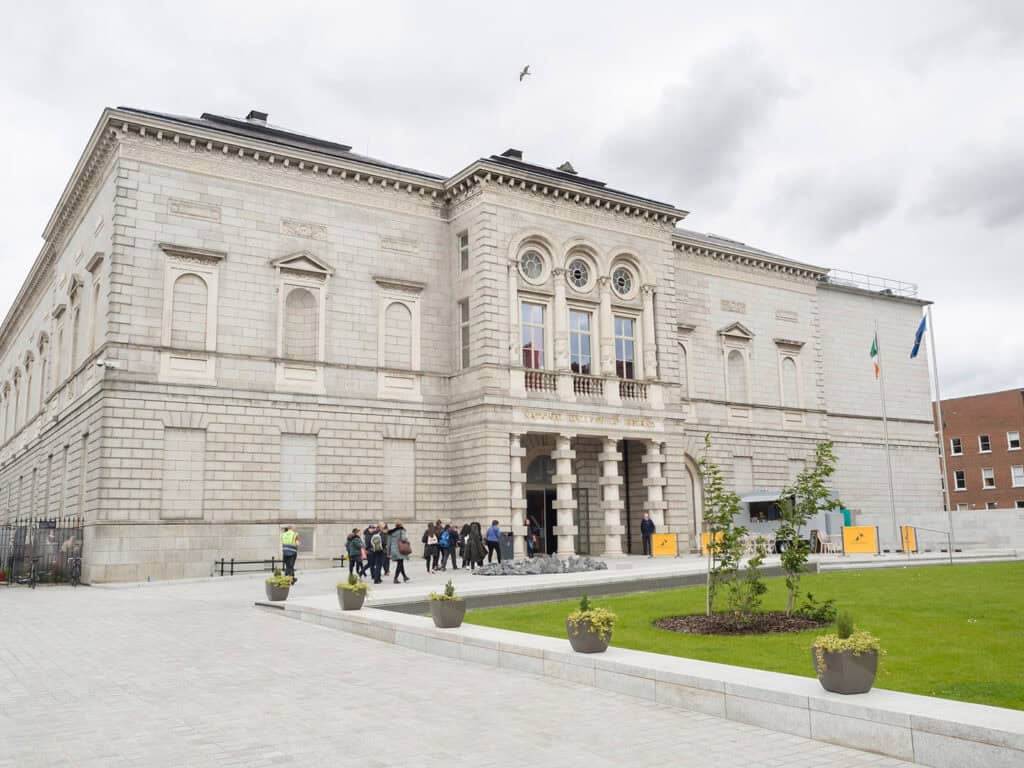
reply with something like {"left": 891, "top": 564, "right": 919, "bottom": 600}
{"left": 464, "top": 521, "right": 486, "bottom": 571}
{"left": 389, "top": 521, "right": 411, "bottom": 583}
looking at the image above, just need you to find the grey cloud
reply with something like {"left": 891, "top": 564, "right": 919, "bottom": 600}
{"left": 602, "top": 44, "right": 794, "bottom": 206}
{"left": 919, "top": 148, "right": 1024, "bottom": 227}
{"left": 775, "top": 172, "right": 900, "bottom": 242}
{"left": 904, "top": 0, "right": 1024, "bottom": 70}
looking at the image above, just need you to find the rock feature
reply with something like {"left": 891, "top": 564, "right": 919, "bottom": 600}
{"left": 472, "top": 555, "right": 608, "bottom": 576}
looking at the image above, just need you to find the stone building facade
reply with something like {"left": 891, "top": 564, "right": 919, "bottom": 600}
{"left": 0, "top": 107, "right": 943, "bottom": 581}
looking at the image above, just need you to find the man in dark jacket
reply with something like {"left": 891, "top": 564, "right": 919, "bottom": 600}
{"left": 640, "top": 512, "right": 656, "bottom": 557}
{"left": 364, "top": 523, "right": 385, "bottom": 584}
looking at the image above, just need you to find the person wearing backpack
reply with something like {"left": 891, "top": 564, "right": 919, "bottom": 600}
{"left": 422, "top": 524, "right": 439, "bottom": 574}
{"left": 439, "top": 524, "right": 459, "bottom": 571}
{"left": 389, "top": 521, "right": 411, "bottom": 583}
{"left": 364, "top": 523, "right": 385, "bottom": 584}
{"left": 380, "top": 523, "right": 391, "bottom": 578}
{"left": 346, "top": 528, "right": 367, "bottom": 577}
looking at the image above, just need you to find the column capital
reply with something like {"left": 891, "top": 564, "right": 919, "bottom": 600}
{"left": 551, "top": 267, "right": 567, "bottom": 278}
{"left": 641, "top": 283, "right": 657, "bottom": 296}
{"left": 597, "top": 275, "right": 612, "bottom": 291}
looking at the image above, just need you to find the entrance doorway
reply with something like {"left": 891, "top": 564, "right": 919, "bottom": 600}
{"left": 525, "top": 489, "right": 556, "bottom": 555}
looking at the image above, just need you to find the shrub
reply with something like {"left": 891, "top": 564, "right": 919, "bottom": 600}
{"left": 835, "top": 610, "right": 854, "bottom": 639}
{"left": 813, "top": 612, "right": 882, "bottom": 671}
{"left": 266, "top": 573, "right": 294, "bottom": 588}
{"left": 430, "top": 578, "right": 462, "bottom": 601}
{"left": 795, "top": 593, "right": 838, "bottom": 623}
{"left": 337, "top": 572, "right": 368, "bottom": 593}
{"left": 567, "top": 594, "right": 618, "bottom": 641}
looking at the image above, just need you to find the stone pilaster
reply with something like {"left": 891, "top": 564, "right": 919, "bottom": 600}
{"left": 551, "top": 433, "right": 577, "bottom": 557}
{"left": 509, "top": 433, "right": 527, "bottom": 559}
{"left": 643, "top": 439, "right": 667, "bottom": 531}
{"left": 598, "top": 276, "right": 615, "bottom": 376}
{"left": 552, "top": 268, "right": 569, "bottom": 371}
{"left": 508, "top": 261, "right": 521, "bottom": 366}
{"left": 599, "top": 437, "right": 625, "bottom": 556}
{"left": 642, "top": 284, "right": 658, "bottom": 380}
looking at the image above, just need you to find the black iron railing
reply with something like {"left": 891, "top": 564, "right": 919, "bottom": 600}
{"left": 213, "top": 556, "right": 346, "bottom": 576}
{"left": 1, "top": 512, "right": 84, "bottom": 585}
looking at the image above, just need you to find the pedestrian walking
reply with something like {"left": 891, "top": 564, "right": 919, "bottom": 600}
{"left": 464, "top": 521, "right": 486, "bottom": 570}
{"left": 459, "top": 523, "right": 472, "bottom": 568}
{"left": 346, "top": 528, "right": 366, "bottom": 576}
{"left": 281, "top": 526, "right": 300, "bottom": 582}
{"left": 422, "top": 524, "right": 439, "bottom": 574}
{"left": 389, "top": 521, "right": 411, "bottom": 583}
{"left": 380, "top": 523, "right": 391, "bottom": 577}
{"left": 641, "top": 512, "right": 656, "bottom": 557}
{"left": 365, "top": 523, "right": 386, "bottom": 584}
{"left": 439, "top": 524, "right": 460, "bottom": 571}
{"left": 485, "top": 519, "right": 502, "bottom": 563}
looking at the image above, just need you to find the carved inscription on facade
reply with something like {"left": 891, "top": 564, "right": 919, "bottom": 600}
{"left": 720, "top": 299, "right": 746, "bottom": 314}
{"left": 520, "top": 409, "right": 659, "bottom": 431}
{"left": 380, "top": 237, "right": 418, "bottom": 254}
{"left": 281, "top": 218, "right": 327, "bottom": 240}
{"left": 776, "top": 310, "right": 799, "bottom": 323}
{"left": 168, "top": 198, "right": 221, "bottom": 222}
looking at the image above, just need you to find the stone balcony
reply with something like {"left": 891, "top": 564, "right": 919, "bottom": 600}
{"left": 512, "top": 368, "right": 663, "bottom": 409}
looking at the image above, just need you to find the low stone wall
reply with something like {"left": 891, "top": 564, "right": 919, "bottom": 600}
{"left": 260, "top": 600, "right": 1024, "bottom": 768}
{"left": 860, "top": 509, "right": 1024, "bottom": 550}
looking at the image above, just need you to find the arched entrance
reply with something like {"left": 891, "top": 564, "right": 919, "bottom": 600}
{"left": 525, "top": 455, "right": 557, "bottom": 555}
{"left": 684, "top": 453, "right": 703, "bottom": 549}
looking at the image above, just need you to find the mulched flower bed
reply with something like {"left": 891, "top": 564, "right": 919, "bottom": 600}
{"left": 655, "top": 612, "right": 828, "bottom": 636}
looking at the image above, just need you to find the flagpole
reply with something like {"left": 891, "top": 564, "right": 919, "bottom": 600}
{"left": 927, "top": 305, "right": 955, "bottom": 551}
{"left": 875, "top": 320, "right": 899, "bottom": 551}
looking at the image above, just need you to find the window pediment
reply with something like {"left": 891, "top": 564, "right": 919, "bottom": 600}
{"left": 160, "top": 243, "right": 227, "bottom": 264}
{"left": 271, "top": 251, "right": 333, "bottom": 279}
{"left": 773, "top": 337, "right": 805, "bottom": 350}
{"left": 718, "top": 321, "right": 754, "bottom": 341}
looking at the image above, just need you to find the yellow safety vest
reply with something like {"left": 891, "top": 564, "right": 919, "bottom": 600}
{"left": 281, "top": 530, "right": 298, "bottom": 547}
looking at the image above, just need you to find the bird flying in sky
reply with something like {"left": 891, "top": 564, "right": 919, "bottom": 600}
{"left": 519, "top": 65, "right": 531, "bottom": 82}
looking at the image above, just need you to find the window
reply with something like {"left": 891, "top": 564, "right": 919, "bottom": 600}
{"left": 679, "top": 344, "right": 689, "bottom": 399}
{"left": 950, "top": 437, "right": 962, "bottom": 455}
{"left": 170, "top": 273, "right": 209, "bottom": 350}
{"left": 981, "top": 467, "right": 995, "bottom": 489}
{"left": 566, "top": 258, "right": 591, "bottom": 290}
{"left": 283, "top": 287, "right": 319, "bottom": 361}
{"left": 956, "top": 503, "right": 969, "bottom": 511}
{"left": 1016, "top": 500, "right": 1024, "bottom": 509}
{"left": 521, "top": 302, "right": 545, "bottom": 369}
{"left": 569, "top": 310, "right": 592, "bottom": 374}
{"left": 1009, "top": 431, "right": 1021, "bottom": 450}
{"left": 614, "top": 316, "right": 636, "bottom": 379}
{"left": 611, "top": 266, "right": 634, "bottom": 298}
{"left": 459, "top": 300, "right": 470, "bottom": 369}
{"left": 458, "top": 231, "right": 469, "bottom": 272}
{"left": 954, "top": 470, "right": 966, "bottom": 490}
{"left": 781, "top": 356, "right": 799, "bottom": 408}
{"left": 986, "top": 501, "right": 998, "bottom": 510}
{"left": 1012, "top": 465, "right": 1024, "bottom": 488}
{"left": 727, "top": 349, "right": 748, "bottom": 402}
{"left": 979, "top": 434, "right": 991, "bottom": 452}
{"left": 519, "top": 250, "right": 544, "bottom": 281}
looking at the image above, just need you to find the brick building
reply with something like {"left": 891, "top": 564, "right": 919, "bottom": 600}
{"left": 0, "top": 107, "right": 943, "bottom": 581}
{"left": 936, "top": 389, "right": 1024, "bottom": 511}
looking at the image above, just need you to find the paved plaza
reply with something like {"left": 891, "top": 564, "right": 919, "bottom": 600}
{"left": 0, "top": 566, "right": 923, "bottom": 768}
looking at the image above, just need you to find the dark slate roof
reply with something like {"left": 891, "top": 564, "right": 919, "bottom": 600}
{"left": 117, "top": 107, "right": 446, "bottom": 181}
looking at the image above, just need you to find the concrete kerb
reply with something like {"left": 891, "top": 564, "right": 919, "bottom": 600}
{"left": 256, "top": 598, "right": 1024, "bottom": 768}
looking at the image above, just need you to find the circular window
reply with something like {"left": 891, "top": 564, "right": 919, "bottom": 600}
{"left": 519, "top": 250, "right": 545, "bottom": 281}
{"left": 566, "top": 258, "right": 591, "bottom": 290}
{"left": 611, "top": 266, "right": 634, "bottom": 297}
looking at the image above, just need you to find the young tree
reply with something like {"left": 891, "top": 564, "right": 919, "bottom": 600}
{"left": 778, "top": 441, "right": 842, "bottom": 615}
{"left": 698, "top": 434, "right": 747, "bottom": 616}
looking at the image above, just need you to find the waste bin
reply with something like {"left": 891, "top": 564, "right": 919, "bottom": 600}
{"left": 499, "top": 532, "right": 515, "bottom": 561}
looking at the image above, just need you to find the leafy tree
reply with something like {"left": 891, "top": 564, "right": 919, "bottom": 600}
{"left": 698, "top": 434, "right": 747, "bottom": 616}
{"left": 778, "top": 441, "right": 842, "bottom": 615}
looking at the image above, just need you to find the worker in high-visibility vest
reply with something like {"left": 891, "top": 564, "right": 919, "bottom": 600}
{"left": 281, "top": 526, "right": 301, "bottom": 582}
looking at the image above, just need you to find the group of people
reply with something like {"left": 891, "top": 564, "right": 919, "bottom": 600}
{"left": 343, "top": 519, "right": 506, "bottom": 583}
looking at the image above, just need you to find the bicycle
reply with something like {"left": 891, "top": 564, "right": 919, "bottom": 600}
{"left": 13, "top": 557, "right": 40, "bottom": 589}
{"left": 67, "top": 556, "right": 82, "bottom": 587}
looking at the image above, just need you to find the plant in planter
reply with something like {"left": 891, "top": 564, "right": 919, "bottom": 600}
{"left": 566, "top": 594, "right": 618, "bottom": 653}
{"left": 429, "top": 578, "right": 466, "bottom": 628}
{"left": 337, "top": 572, "right": 369, "bottom": 611}
{"left": 265, "top": 569, "right": 294, "bottom": 601}
{"left": 812, "top": 611, "right": 882, "bottom": 694}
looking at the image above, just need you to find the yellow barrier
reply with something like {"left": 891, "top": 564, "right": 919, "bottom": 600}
{"left": 900, "top": 525, "right": 917, "bottom": 553}
{"left": 700, "top": 531, "right": 725, "bottom": 555}
{"left": 652, "top": 533, "right": 677, "bottom": 557}
{"left": 842, "top": 525, "right": 880, "bottom": 555}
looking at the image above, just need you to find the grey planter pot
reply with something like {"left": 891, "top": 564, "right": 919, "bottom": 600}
{"left": 812, "top": 648, "right": 878, "bottom": 694}
{"left": 566, "top": 618, "right": 611, "bottom": 653}
{"left": 265, "top": 583, "right": 290, "bottom": 602}
{"left": 338, "top": 587, "right": 367, "bottom": 611}
{"left": 430, "top": 599, "right": 466, "bottom": 628}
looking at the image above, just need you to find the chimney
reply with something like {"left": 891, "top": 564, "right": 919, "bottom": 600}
{"left": 246, "top": 110, "right": 268, "bottom": 124}
{"left": 556, "top": 161, "right": 577, "bottom": 175}
{"left": 500, "top": 148, "right": 523, "bottom": 160}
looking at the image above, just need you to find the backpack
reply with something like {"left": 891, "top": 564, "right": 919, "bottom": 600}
{"left": 440, "top": 530, "right": 450, "bottom": 548}
{"left": 371, "top": 532, "right": 383, "bottom": 552}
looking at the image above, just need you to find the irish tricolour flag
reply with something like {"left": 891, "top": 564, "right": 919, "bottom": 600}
{"left": 870, "top": 334, "right": 879, "bottom": 379}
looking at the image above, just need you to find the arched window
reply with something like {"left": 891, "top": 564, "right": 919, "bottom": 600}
{"left": 170, "top": 273, "right": 208, "bottom": 350}
{"left": 384, "top": 301, "right": 413, "bottom": 369}
{"left": 12, "top": 374, "right": 20, "bottom": 433}
{"left": 37, "top": 337, "right": 48, "bottom": 405}
{"left": 727, "top": 349, "right": 747, "bottom": 402}
{"left": 283, "top": 287, "right": 318, "bottom": 361}
{"left": 781, "top": 356, "right": 799, "bottom": 408}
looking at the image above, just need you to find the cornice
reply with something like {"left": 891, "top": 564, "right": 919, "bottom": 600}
{"left": 673, "top": 237, "right": 827, "bottom": 282}
{"left": 445, "top": 160, "right": 688, "bottom": 228}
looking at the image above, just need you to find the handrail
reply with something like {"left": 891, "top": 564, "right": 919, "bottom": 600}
{"left": 906, "top": 525, "right": 953, "bottom": 565}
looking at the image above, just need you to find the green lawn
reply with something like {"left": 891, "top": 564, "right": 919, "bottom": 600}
{"left": 466, "top": 562, "right": 1024, "bottom": 710}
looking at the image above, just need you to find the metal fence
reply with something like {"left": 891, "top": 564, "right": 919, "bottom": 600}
{"left": 0, "top": 513, "right": 84, "bottom": 585}
{"left": 212, "top": 556, "right": 346, "bottom": 576}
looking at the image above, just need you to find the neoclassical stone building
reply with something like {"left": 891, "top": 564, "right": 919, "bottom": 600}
{"left": 0, "top": 107, "right": 943, "bottom": 581}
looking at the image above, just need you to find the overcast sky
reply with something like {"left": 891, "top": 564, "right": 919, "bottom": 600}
{"left": 2, "top": 0, "right": 1021, "bottom": 399}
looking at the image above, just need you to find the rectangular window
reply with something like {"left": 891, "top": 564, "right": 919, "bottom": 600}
{"left": 979, "top": 434, "right": 991, "bottom": 452}
{"left": 458, "top": 300, "right": 470, "bottom": 369}
{"left": 521, "top": 302, "right": 545, "bottom": 369}
{"left": 458, "top": 231, "right": 469, "bottom": 272}
{"left": 281, "top": 434, "right": 317, "bottom": 521}
{"left": 1016, "top": 500, "right": 1024, "bottom": 509}
{"left": 1012, "top": 465, "right": 1024, "bottom": 488}
{"left": 1009, "top": 431, "right": 1021, "bottom": 450}
{"left": 614, "top": 316, "right": 636, "bottom": 379}
{"left": 950, "top": 437, "right": 962, "bottom": 456}
{"left": 956, "top": 503, "right": 969, "bottom": 511}
{"left": 954, "top": 470, "right": 966, "bottom": 490}
{"left": 985, "top": 501, "right": 998, "bottom": 510}
{"left": 569, "top": 310, "right": 592, "bottom": 375}
{"left": 981, "top": 467, "right": 995, "bottom": 489}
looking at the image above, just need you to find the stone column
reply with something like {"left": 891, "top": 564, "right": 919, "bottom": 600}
{"left": 552, "top": 268, "right": 570, "bottom": 371}
{"left": 510, "top": 433, "right": 528, "bottom": 559}
{"left": 598, "top": 276, "right": 615, "bottom": 376}
{"left": 508, "top": 261, "right": 521, "bottom": 366}
{"left": 643, "top": 440, "right": 667, "bottom": 533}
{"left": 641, "top": 284, "right": 658, "bottom": 380}
{"left": 599, "top": 437, "right": 625, "bottom": 556}
{"left": 552, "top": 433, "right": 578, "bottom": 557}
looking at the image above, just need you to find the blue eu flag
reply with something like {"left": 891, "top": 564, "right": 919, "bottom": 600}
{"left": 910, "top": 316, "right": 927, "bottom": 359}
